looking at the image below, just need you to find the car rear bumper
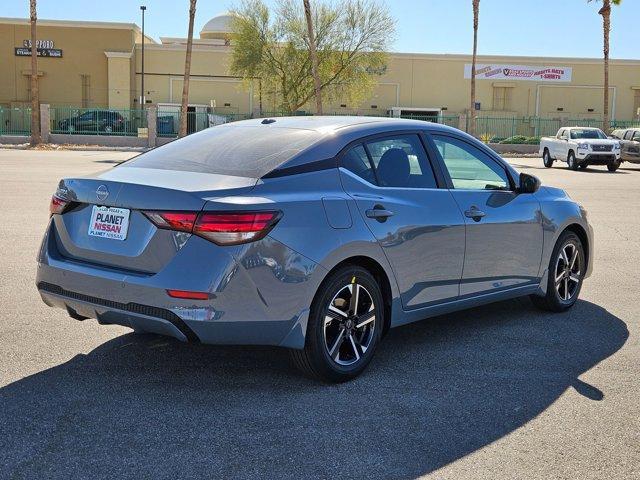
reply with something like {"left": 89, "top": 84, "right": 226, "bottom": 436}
{"left": 36, "top": 219, "right": 322, "bottom": 348}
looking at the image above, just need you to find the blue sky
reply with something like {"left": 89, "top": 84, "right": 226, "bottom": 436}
{"left": 2, "top": 0, "right": 636, "bottom": 58}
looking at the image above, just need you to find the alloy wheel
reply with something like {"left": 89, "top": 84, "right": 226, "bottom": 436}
{"left": 323, "top": 281, "right": 376, "bottom": 366}
{"left": 554, "top": 242, "right": 581, "bottom": 301}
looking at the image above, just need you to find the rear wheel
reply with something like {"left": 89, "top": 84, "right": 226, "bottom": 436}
{"left": 531, "top": 231, "right": 585, "bottom": 312}
{"left": 290, "top": 265, "right": 383, "bottom": 383}
{"left": 567, "top": 151, "right": 579, "bottom": 171}
{"left": 607, "top": 160, "right": 620, "bottom": 172}
{"left": 542, "top": 149, "right": 554, "bottom": 168}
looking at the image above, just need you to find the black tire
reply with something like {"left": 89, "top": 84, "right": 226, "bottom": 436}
{"left": 530, "top": 231, "right": 585, "bottom": 312}
{"left": 607, "top": 160, "right": 620, "bottom": 172}
{"left": 567, "top": 151, "right": 579, "bottom": 170}
{"left": 542, "top": 148, "right": 554, "bottom": 168}
{"left": 290, "top": 265, "right": 384, "bottom": 383}
{"left": 578, "top": 163, "right": 588, "bottom": 170}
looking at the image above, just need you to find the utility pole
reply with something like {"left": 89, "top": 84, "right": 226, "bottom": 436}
{"left": 140, "top": 5, "right": 146, "bottom": 107}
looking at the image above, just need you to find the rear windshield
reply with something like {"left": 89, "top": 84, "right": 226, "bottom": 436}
{"left": 122, "top": 125, "right": 322, "bottom": 178}
{"left": 570, "top": 129, "right": 607, "bottom": 140}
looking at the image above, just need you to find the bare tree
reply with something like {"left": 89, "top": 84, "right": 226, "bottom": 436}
{"left": 303, "top": 0, "right": 322, "bottom": 114}
{"left": 469, "top": 0, "right": 479, "bottom": 137}
{"left": 589, "top": 0, "right": 621, "bottom": 132}
{"left": 179, "top": 0, "right": 197, "bottom": 138}
{"left": 30, "top": 0, "right": 41, "bottom": 145}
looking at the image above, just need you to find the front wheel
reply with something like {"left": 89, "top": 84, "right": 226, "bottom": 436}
{"left": 567, "top": 151, "right": 579, "bottom": 171}
{"left": 531, "top": 231, "right": 585, "bottom": 312}
{"left": 290, "top": 266, "right": 383, "bottom": 382}
{"left": 542, "top": 149, "right": 554, "bottom": 168}
{"left": 607, "top": 160, "right": 620, "bottom": 172}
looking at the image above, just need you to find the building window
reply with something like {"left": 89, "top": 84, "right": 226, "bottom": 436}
{"left": 81, "top": 74, "right": 91, "bottom": 108}
{"left": 492, "top": 86, "right": 512, "bottom": 111}
{"left": 634, "top": 90, "right": 640, "bottom": 118}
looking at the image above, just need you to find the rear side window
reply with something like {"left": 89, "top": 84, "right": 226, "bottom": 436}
{"left": 123, "top": 126, "right": 322, "bottom": 178}
{"left": 342, "top": 145, "right": 376, "bottom": 184}
{"left": 364, "top": 135, "right": 437, "bottom": 188}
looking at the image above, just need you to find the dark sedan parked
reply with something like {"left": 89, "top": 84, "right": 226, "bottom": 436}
{"left": 58, "top": 110, "right": 126, "bottom": 134}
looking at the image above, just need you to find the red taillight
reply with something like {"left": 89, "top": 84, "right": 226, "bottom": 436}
{"left": 143, "top": 210, "right": 281, "bottom": 246}
{"left": 166, "top": 289, "right": 209, "bottom": 300}
{"left": 194, "top": 212, "right": 280, "bottom": 245}
{"left": 142, "top": 211, "right": 197, "bottom": 232}
{"left": 49, "top": 195, "right": 69, "bottom": 215}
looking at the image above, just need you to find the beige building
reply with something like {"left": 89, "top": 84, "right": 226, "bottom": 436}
{"left": 2, "top": 14, "right": 639, "bottom": 121}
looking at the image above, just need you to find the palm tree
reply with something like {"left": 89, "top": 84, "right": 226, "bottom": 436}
{"left": 469, "top": 0, "right": 480, "bottom": 137}
{"left": 30, "top": 0, "right": 41, "bottom": 145}
{"left": 589, "top": 0, "right": 621, "bottom": 132}
{"left": 179, "top": 0, "right": 197, "bottom": 138}
{"left": 303, "top": 0, "right": 322, "bottom": 115}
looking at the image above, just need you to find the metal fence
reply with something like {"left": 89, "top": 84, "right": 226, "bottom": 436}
{"left": 49, "top": 107, "right": 147, "bottom": 136}
{"left": 472, "top": 116, "right": 640, "bottom": 141}
{"left": 157, "top": 110, "right": 216, "bottom": 137}
{"left": 0, "top": 107, "right": 31, "bottom": 136}
{"left": 4, "top": 104, "right": 640, "bottom": 142}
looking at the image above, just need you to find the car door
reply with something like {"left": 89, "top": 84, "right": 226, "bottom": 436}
{"left": 555, "top": 129, "right": 568, "bottom": 159}
{"left": 339, "top": 133, "right": 466, "bottom": 309}
{"left": 77, "top": 111, "right": 96, "bottom": 132}
{"left": 427, "top": 133, "right": 543, "bottom": 297}
{"left": 625, "top": 130, "right": 640, "bottom": 161}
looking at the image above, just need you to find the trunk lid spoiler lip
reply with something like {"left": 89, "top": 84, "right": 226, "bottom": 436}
{"left": 56, "top": 167, "right": 259, "bottom": 209}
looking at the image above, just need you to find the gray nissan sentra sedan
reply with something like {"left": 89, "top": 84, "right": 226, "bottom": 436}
{"left": 37, "top": 116, "right": 593, "bottom": 382}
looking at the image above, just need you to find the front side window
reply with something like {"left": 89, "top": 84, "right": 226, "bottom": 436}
{"left": 364, "top": 135, "right": 437, "bottom": 188}
{"left": 633, "top": 131, "right": 640, "bottom": 141}
{"left": 432, "top": 135, "right": 510, "bottom": 191}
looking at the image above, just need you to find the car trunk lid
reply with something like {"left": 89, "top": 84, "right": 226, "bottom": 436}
{"left": 51, "top": 167, "right": 257, "bottom": 273}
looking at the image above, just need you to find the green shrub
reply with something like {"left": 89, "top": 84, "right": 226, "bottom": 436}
{"left": 499, "top": 136, "right": 540, "bottom": 145}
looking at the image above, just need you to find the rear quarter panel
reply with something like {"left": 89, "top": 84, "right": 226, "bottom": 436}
{"left": 204, "top": 167, "right": 400, "bottom": 320}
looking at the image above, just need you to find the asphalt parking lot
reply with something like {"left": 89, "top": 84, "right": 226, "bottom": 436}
{"left": 0, "top": 149, "right": 638, "bottom": 479}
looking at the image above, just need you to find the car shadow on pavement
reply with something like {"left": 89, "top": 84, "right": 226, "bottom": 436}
{"left": 0, "top": 298, "right": 627, "bottom": 479}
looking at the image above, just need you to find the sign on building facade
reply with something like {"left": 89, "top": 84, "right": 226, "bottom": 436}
{"left": 464, "top": 64, "right": 572, "bottom": 82}
{"left": 15, "top": 39, "right": 62, "bottom": 58}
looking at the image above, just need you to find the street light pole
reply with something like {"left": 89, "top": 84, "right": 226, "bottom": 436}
{"left": 140, "top": 5, "right": 146, "bottom": 107}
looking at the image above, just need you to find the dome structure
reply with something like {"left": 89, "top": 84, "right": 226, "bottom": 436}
{"left": 200, "top": 13, "right": 234, "bottom": 39}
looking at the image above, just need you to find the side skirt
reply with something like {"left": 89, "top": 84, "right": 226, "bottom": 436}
{"left": 390, "top": 283, "right": 540, "bottom": 328}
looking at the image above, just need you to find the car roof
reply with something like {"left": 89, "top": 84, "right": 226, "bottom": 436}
{"left": 221, "top": 115, "right": 454, "bottom": 134}
{"left": 218, "top": 116, "right": 463, "bottom": 175}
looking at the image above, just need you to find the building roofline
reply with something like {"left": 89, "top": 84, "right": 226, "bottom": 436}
{"left": 390, "top": 51, "right": 640, "bottom": 65}
{"left": 0, "top": 17, "right": 140, "bottom": 32}
{"left": 1, "top": 17, "right": 637, "bottom": 65}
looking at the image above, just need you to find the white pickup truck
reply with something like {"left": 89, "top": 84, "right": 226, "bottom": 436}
{"left": 539, "top": 127, "right": 621, "bottom": 172}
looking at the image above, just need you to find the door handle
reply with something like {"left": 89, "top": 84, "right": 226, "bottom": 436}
{"left": 464, "top": 206, "right": 486, "bottom": 221}
{"left": 366, "top": 205, "right": 394, "bottom": 222}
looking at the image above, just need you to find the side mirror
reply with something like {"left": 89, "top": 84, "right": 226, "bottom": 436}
{"left": 518, "top": 172, "right": 541, "bottom": 194}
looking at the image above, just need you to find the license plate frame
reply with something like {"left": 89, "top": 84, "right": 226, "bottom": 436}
{"left": 88, "top": 205, "right": 130, "bottom": 241}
